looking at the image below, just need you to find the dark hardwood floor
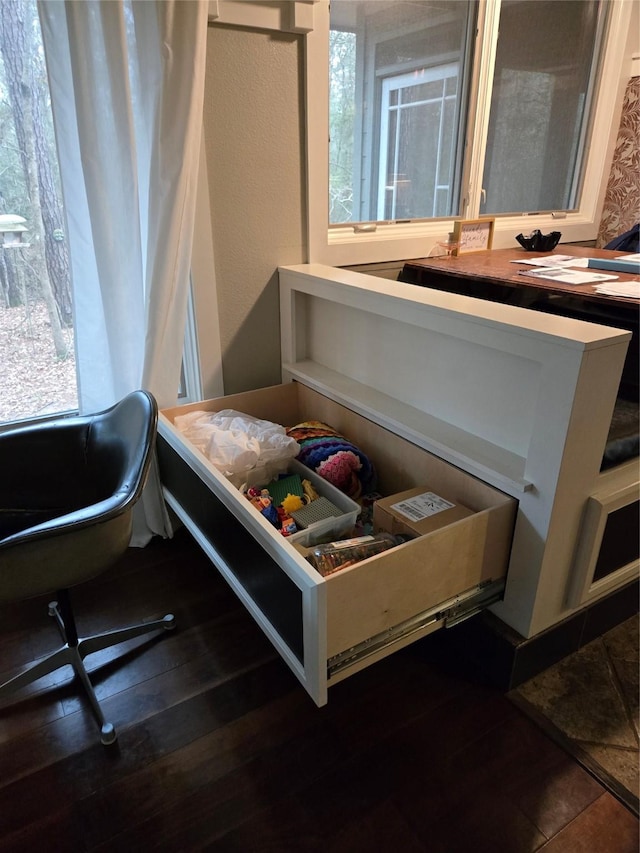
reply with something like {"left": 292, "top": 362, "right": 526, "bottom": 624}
{"left": 0, "top": 529, "right": 637, "bottom": 852}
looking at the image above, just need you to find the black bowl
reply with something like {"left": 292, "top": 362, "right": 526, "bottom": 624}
{"left": 515, "top": 230, "right": 562, "bottom": 252}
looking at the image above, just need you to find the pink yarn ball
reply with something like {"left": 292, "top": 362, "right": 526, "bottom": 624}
{"left": 316, "top": 450, "right": 363, "bottom": 499}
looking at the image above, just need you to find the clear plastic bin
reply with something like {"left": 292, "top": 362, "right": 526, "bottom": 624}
{"left": 283, "top": 459, "right": 360, "bottom": 547}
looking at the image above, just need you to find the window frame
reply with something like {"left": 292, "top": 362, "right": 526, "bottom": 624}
{"left": 377, "top": 62, "right": 460, "bottom": 221}
{"left": 306, "top": 0, "right": 636, "bottom": 267}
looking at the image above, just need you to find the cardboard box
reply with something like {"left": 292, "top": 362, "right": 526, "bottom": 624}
{"left": 373, "top": 486, "right": 474, "bottom": 539}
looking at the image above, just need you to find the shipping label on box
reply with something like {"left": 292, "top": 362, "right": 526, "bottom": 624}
{"left": 373, "top": 486, "right": 473, "bottom": 538}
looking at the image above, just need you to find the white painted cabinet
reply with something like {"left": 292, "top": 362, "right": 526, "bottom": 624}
{"left": 157, "top": 263, "right": 636, "bottom": 704}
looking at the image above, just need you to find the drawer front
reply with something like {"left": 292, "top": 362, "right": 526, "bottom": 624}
{"left": 159, "top": 382, "right": 517, "bottom": 705}
{"left": 157, "top": 433, "right": 305, "bottom": 663}
{"left": 324, "top": 502, "right": 514, "bottom": 657}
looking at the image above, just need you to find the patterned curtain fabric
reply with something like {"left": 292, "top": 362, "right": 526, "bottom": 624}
{"left": 597, "top": 76, "right": 640, "bottom": 248}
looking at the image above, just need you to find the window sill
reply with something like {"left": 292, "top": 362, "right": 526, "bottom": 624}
{"left": 314, "top": 213, "right": 602, "bottom": 267}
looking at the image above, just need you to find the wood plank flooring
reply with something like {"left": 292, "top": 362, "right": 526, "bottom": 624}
{"left": 1, "top": 529, "right": 638, "bottom": 852}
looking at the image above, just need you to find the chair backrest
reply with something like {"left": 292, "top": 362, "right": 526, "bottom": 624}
{"left": 0, "top": 390, "right": 158, "bottom": 601}
{"left": 0, "top": 390, "right": 158, "bottom": 545}
{"left": 86, "top": 390, "right": 158, "bottom": 510}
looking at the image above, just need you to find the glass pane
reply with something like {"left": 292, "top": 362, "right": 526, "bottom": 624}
{"left": 0, "top": 0, "right": 77, "bottom": 423}
{"left": 401, "top": 78, "right": 445, "bottom": 104}
{"left": 382, "top": 109, "right": 398, "bottom": 219}
{"left": 445, "top": 75, "right": 458, "bottom": 97}
{"left": 439, "top": 98, "right": 456, "bottom": 186}
{"left": 482, "top": 0, "right": 604, "bottom": 215}
{"left": 330, "top": 0, "right": 476, "bottom": 224}
{"left": 396, "top": 101, "right": 441, "bottom": 219}
{"left": 329, "top": 29, "right": 357, "bottom": 223}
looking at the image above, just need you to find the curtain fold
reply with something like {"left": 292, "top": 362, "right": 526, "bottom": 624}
{"left": 38, "top": 0, "right": 209, "bottom": 544}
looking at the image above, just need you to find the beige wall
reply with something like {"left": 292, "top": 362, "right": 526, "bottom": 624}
{"left": 203, "top": 24, "right": 305, "bottom": 395}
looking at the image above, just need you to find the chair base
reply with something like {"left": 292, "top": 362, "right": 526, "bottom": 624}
{"left": 0, "top": 596, "right": 175, "bottom": 745}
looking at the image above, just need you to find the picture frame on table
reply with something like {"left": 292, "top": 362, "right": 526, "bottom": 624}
{"left": 452, "top": 218, "right": 495, "bottom": 256}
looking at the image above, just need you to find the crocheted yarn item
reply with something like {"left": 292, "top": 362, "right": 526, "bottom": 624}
{"left": 286, "top": 421, "right": 376, "bottom": 500}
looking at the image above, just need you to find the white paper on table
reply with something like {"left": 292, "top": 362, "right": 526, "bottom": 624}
{"left": 517, "top": 267, "right": 618, "bottom": 285}
{"left": 511, "top": 255, "right": 589, "bottom": 268}
{"left": 594, "top": 280, "right": 640, "bottom": 298}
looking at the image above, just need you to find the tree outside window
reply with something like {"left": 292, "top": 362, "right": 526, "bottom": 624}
{"left": 0, "top": 0, "right": 76, "bottom": 423}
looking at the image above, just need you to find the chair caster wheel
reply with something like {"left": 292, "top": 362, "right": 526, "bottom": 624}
{"left": 101, "top": 723, "right": 117, "bottom": 745}
{"left": 163, "top": 614, "right": 176, "bottom": 630}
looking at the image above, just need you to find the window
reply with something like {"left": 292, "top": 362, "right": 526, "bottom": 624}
{"left": 377, "top": 63, "right": 460, "bottom": 221}
{"left": 309, "top": 0, "right": 634, "bottom": 265}
{"left": 0, "top": 0, "right": 77, "bottom": 424}
{"left": 0, "top": 0, "right": 210, "bottom": 426}
{"left": 329, "top": 0, "right": 475, "bottom": 226}
{"left": 481, "top": 0, "right": 604, "bottom": 216}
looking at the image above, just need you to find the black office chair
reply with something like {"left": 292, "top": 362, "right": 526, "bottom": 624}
{"left": 0, "top": 390, "right": 175, "bottom": 745}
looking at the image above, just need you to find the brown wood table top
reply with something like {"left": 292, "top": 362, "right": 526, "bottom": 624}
{"left": 402, "top": 246, "right": 639, "bottom": 309}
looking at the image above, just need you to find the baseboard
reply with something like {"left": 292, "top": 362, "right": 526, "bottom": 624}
{"left": 428, "top": 579, "right": 639, "bottom": 691}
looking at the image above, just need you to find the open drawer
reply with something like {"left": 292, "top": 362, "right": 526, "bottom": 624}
{"left": 158, "top": 381, "right": 517, "bottom": 706}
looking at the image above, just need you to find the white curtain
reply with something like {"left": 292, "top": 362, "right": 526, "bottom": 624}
{"left": 38, "top": 0, "right": 209, "bottom": 543}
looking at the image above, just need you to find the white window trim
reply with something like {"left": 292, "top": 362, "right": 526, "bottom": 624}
{"left": 306, "top": 0, "right": 636, "bottom": 267}
{"left": 208, "top": 0, "right": 316, "bottom": 34}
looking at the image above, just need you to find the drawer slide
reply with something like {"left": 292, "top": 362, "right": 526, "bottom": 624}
{"left": 327, "top": 578, "right": 505, "bottom": 679}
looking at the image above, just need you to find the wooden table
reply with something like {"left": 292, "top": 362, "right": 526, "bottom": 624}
{"left": 400, "top": 246, "right": 639, "bottom": 309}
